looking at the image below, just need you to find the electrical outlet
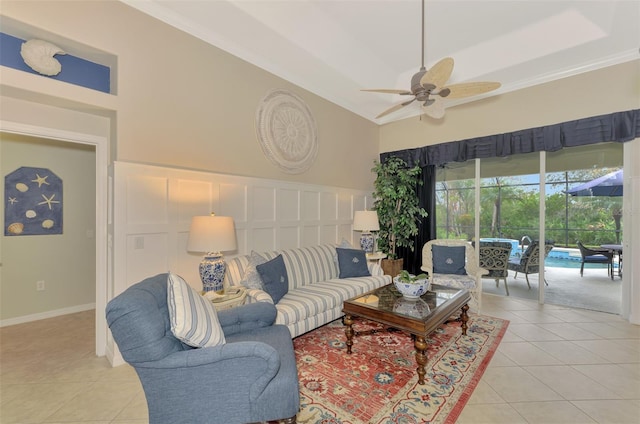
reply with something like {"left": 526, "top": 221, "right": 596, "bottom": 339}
{"left": 36, "top": 280, "right": 45, "bottom": 291}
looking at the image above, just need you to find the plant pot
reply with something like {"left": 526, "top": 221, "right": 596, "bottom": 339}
{"left": 381, "top": 258, "right": 403, "bottom": 277}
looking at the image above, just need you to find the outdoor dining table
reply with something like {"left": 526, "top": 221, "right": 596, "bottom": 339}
{"left": 600, "top": 244, "right": 622, "bottom": 277}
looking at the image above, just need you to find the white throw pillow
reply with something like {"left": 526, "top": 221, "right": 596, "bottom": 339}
{"left": 167, "top": 273, "right": 226, "bottom": 348}
{"left": 239, "top": 251, "right": 268, "bottom": 289}
{"left": 333, "top": 238, "right": 354, "bottom": 265}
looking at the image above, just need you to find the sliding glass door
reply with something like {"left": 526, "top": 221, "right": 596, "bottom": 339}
{"left": 435, "top": 162, "right": 475, "bottom": 241}
{"left": 435, "top": 143, "right": 623, "bottom": 312}
{"left": 543, "top": 143, "right": 623, "bottom": 313}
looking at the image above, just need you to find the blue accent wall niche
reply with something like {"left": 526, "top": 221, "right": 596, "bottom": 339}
{"left": 0, "top": 32, "right": 111, "bottom": 94}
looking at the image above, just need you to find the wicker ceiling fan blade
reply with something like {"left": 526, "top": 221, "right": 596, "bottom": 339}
{"left": 420, "top": 57, "right": 454, "bottom": 88}
{"left": 443, "top": 81, "right": 501, "bottom": 99}
{"left": 361, "top": 89, "right": 413, "bottom": 95}
{"left": 375, "top": 99, "right": 414, "bottom": 119}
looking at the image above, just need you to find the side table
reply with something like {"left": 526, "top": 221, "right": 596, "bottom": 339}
{"left": 203, "top": 286, "right": 247, "bottom": 310}
{"left": 366, "top": 252, "right": 387, "bottom": 266}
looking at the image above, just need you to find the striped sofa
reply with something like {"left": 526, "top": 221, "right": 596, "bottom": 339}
{"left": 225, "top": 244, "right": 391, "bottom": 338}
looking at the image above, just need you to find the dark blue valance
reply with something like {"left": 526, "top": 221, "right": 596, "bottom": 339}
{"left": 381, "top": 109, "right": 640, "bottom": 167}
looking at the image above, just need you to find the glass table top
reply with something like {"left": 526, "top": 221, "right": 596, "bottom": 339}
{"left": 346, "top": 284, "right": 465, "bottom": 320}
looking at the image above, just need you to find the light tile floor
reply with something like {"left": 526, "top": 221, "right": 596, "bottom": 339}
{"left": 458, "top": 295, "right": 640, "bottom": 424}
{"left": 1, "top": 294, "right": 638, "bottom": 423}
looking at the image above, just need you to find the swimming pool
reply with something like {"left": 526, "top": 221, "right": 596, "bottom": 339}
{"left": 480, "top": 238, "right": 520, "bottom": 257}
{"left": 479, "top": 240, "right": 617, "bottom": 269}
{"left": 544, "top": 257, "right": 616, "bottom": 269}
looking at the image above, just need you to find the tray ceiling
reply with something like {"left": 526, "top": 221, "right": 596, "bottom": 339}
{"left": 122, "top": 0, "right": 639, "bottom": 124}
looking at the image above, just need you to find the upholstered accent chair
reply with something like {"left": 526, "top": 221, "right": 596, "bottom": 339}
{"left": 507, "top": 241, "right": 554, "bottom": 289}
{"left": 106, "top": 273, "right": 299, "bottom": 424}
{"left": 577, "top": 241, "right": 614, "bottom": 280}
{"left": 478, "top": 241, "right": 512, "bottom": 295}
{"left": 421, "top": 239, "right": 488, "bottom": 312}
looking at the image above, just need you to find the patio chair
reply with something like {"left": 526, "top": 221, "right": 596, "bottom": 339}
{"left": 421, "top": 239, "right": 488, "bottom": 312}
{"left": 478, "top": 241, "right": 512, "bottom": 295}
{"left": 507, "top": 240, "right": 554, "bottom": 289}
{"left": 577, "top": 241, "right": 614, "bottom": 280}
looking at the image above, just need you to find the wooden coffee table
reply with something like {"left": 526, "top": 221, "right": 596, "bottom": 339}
{"left": 342, "top": 283, "right": 471, "bottom": 385}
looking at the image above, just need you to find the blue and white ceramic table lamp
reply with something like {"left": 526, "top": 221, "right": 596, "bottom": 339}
{"left": 353, "top": 210, "right": 379, "bottom": 254}
{"left": 187, "top": 213, "right": 237, "bottom": 293}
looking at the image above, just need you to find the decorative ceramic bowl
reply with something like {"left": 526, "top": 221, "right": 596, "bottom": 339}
{"left": 393, "top": 276, "right": 431, "bottom": 299}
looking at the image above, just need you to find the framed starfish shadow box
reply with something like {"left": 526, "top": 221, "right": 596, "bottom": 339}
{"left": 5, "top": 166, "right": 63, "bottom": 236}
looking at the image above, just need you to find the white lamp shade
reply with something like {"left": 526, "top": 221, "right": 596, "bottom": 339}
{"left": 353, "top": 210, "right": 379, "bottom": 232}
{"left": 187, "top": 215, "right": 237, "bottom": 253}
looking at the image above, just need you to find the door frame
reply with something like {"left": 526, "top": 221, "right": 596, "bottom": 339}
{"left": 0, "top": 120, "right": 109, "bottom": 356}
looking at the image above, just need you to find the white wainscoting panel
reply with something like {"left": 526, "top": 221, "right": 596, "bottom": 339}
{"left": 353, "top": 194, "right": 367, "bottom": 212}
{"left": 321, "top": 192, "right": 337, "bottom": 221}
{"left": 176, "top": 179, "right": 214, "bottom": 227}
{"left": 302, "top": 191, "right": 320, "bottom": 221}
{"left": 219, "top": 183, "right": 247, "bottom": 221}
{"left": 303, "top": 225, "right": 320, "bottom": 246}
{"left": 252, "top": 186, "right": 276, "bottom": 222}
{"left": 280, "top": 225, "right": 300, "bottom": 250}
{"left": 113, "top": 161, "right": 374, "bottom": 295}
{"left": 253, "top": 227, "right": 277, "bottom": 252}
{"left": 338, "top": 192, "right": 352, "bottom": 220}
{"left": 278, "top": 188, "right": 300, "bottom": 221}
{"left": 125, "top": 233, "right": 169, "bottom": 285}
{"left": 321, "top": 225, "right": 338, "bottom": 244}
{"left": 126, "top": 175, "right": 168, "bottom": 226}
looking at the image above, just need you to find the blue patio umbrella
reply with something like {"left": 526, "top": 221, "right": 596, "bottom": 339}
{"left": 566, "top": 170, "right": 623, "bottom": 197}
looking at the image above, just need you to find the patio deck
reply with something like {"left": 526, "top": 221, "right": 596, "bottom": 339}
{"left": 482, "top": 265, "right": 621, "bottom": 315}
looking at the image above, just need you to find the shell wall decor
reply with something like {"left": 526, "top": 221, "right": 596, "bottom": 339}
{"left": 20, "top": 39, "right": 66, "bottom": 76}
{"left": 255, "top": 89, "right": 318, "bottom": 174}
{"left": 5, "top": 166, "right": 63, "bottom": 236}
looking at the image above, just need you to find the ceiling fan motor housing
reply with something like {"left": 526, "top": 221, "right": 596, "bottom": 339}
{"left": 411, "top": 68, "right": 428, "bottom": 95}
{"left": 411, "top": 68, "right": 437, "bottom": 104}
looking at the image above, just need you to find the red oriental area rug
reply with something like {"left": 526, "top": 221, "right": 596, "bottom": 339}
{"left": 293, "top": 314, "right": 508, "bottom": 424}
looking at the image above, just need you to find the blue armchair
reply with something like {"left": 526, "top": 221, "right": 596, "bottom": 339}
{"left": 106, "top": 273, "right": 299, "bottom": 424}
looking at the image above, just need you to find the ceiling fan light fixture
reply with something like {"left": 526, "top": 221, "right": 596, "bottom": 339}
{"left": 422, "top": 98, "right": 445, "bottom": 119}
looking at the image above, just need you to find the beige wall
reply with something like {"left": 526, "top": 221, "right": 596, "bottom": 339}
{"left": 0, "top": 133, "right": 96, "bottom": 322}
{"left": 0, "top": 0, "right": 380, "bottom": 190}
{"left": 379, "top": 60, "right": 640, "bottom": 152}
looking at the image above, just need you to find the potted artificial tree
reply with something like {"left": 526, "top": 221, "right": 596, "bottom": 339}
{"left": 372, "top": 157, "right": 428, "bottom": 277}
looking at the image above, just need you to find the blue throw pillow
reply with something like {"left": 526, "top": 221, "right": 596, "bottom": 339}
{"left": 256, "top": 254, "right": 289, "bottom": 303}
{"left": 336, "top": 248, "right": 371, "bottom": 278}
{"left": 432, "top": 245, "right": 467, "bottom": 275}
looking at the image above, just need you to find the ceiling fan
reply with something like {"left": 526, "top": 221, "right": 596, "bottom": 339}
{"left": 363, "top": 0, "right": 501, "bottom": 120}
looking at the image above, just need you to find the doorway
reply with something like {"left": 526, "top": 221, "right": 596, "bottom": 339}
{"left": 0, "top": 121, "right": 108, "bottom": 355}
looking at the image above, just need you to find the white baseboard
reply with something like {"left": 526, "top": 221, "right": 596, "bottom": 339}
{"left": 104, "top": 333, "right": 126, "bottom": 367}
{"left": 0, "top": 303, "right": 96, "bottom": 327}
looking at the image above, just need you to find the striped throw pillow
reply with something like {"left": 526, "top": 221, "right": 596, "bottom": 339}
{"left": 167, "top": 273, "right": 226, "bottom": 348}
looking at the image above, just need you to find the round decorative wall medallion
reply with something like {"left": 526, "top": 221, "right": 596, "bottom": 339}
{"left": 255, "top": 89, "right": 318, "bottom": 174}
